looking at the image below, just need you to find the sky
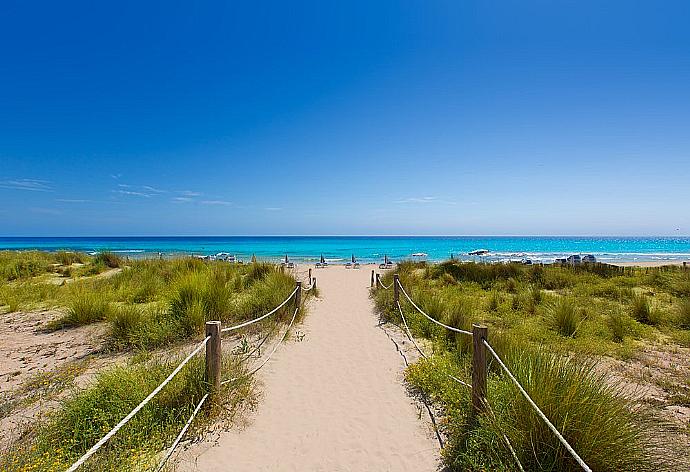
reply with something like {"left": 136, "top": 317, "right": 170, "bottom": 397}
{"left": 1, "top": 0, "right": 689, "bottom": 236}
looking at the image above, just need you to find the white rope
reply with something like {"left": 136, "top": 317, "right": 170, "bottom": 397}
{"left": 154, "top": 393, "right": 209, "bottom": 472}
{"left": 220, "top": 287, "right": 298, "bottom": 333}
{"left": 396, "top": 301, "right": 427, "bottom": 359}
{"left": 302, "top": 284, "right": 314, "bottom": 292}
{"left": 65, "top": 336, "right": 211, "bottom": 472}
{"left": 377, "top": 275, "right": 392, "bottom": 290}
{"left": 221, "top": 306, "right": 299, "bottom": 385}
{"left": 396, "top": 301, "right": 471, "bottom": 389}
{"left": 482, "top": 340, "right": 592, "bottom": 472}
{"left": 397, "top": 280, "right": 472, "bottom": 336}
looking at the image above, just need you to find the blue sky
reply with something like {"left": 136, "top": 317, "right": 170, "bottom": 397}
{"left": 1, "top": 0, "right": 689, "bottom": 236}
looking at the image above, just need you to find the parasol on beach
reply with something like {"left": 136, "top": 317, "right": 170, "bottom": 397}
{"left": 384, "top": 254, "right": 389, "bottom": 265}
{"left": 351, "top": 254, "right": 356, "bottom": 263}
{"left": 251, "top": 254, "right": 257, "bottom": 263}
{"left": 320, "top": 254, "right": 325, "bottom": 264}
{"left": 285, "top": 254, "right": 289, "bottom": 264}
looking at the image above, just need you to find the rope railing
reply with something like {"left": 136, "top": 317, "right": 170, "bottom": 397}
{"left": 66, "top": 279, "right": 307, "bottom": 472}
{"left": 220, "top": 287, "right": 298, "bottom": 334}
{"left": 377, "top": 274, "right": 393, "bottom": 290}
{"left": 221, "top": 305, "right": 299, "bottom": 386}
{"left": 482, "top": 339, "right": 591, "bottom": 472}
{"left": 396, "top": 300, "right": 471, "bottom": 389}
{"left": 396, "top": 278, "right": 472, "bottom": 336}
{"left": 390, "top": 274, "right": 591, "bottom": 472}
{"left": 154, "top": 393, "right": 209, "bottom": 472}
{"left": 65, "top": 336, "right": 211, "bottom": 472}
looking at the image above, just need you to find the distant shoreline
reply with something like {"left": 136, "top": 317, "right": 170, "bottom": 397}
{"left": 0, "top": 235, "right": 688, "bottom": 265}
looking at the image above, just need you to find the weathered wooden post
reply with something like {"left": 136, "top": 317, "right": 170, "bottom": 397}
{"left": 471, "top": 324, "right": 488, "bottom": 419}
{"left": 393, "top": 274, "right": 400, "bottom": 304}
{"left": 308, "top": 268, "right": 312, "bottom": 285}
{"left": 205, "top": 321, "right": 222, "bottom": 394}
{"left": 312, "top": 277, "right": 317, "bottom": 289}
{"left": 295, "top": 281, "right": 302, "bottom": 310}
{"left": 371, "top": 270, "right": 375, "bottom": 288}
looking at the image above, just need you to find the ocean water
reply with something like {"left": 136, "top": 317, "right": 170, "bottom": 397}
{"left": 0, "top": 236, "right": 689, "bottom": 264}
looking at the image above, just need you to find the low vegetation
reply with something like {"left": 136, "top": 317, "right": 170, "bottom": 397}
{"left": 374, "top": 261, "right": 688, "bottom": 471}
{"left": 0, "top": 355, "right": 252, "bottom": 471}
{"left": 0, "top": 251, "right": 309, "bottom": 471}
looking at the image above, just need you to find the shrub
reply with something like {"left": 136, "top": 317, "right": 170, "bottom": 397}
{"left": 677, "top": 299, "right": 690, "bottom": 329}
{"left": 55, "top": 251, "right": 86, "bottom": 266}
{"left": 549, "top": 298, "right": 580, "bottom": 337}
{"left": 607, "top": 310, "right": 631, "bottom": 342}
{"left": 487, "top": 291, "right": 501, "bottom": 312}
{"left": 51, "top": 287, "right": 112, "bottom": 328}
{"left": 93, "top": 251, "right": 122, "bottom": 268}
{"left": 443, "top": 298, "right": 473, "bottom": 354}
{"left": 630, "top": 294, "right": 653, "bottom": 325}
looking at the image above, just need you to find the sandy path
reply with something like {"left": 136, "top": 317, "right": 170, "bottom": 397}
{"left": 179, "top": 265, "right": 439, "bottom": 471}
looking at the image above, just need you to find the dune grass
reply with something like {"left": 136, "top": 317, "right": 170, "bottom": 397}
{"left": 0, "top": 354, "right": 252, "bottom": 472}
{"left": 374, "top": 261, "right": 687, "bottom": 471}
{"left": 0, "top": 254, "right": 304, "bottom": 349}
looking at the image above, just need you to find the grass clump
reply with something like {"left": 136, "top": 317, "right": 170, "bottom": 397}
{"left": 630, "top": 294, "right": 653, "bottom": 325}
{"left": 48, "top": 285, "right": 112, "bottom": 329}
{"left": 549, "top": 298, "right": 580, "bottom": 337}
{"left": 676, "top": 298, "right": 690, "bottom": 329}
{"left": 93, "top": 251, "right": 122, "bottom": 268}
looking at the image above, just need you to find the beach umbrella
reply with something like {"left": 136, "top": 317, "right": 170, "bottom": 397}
{"left": 285, "top": 254, "right": 289, "bottom": 264}
{"left": 320, "top": 254, "right": 325, "bottom": 264}
{"left": 351, "top": 254, "right": 356, "bottom": 263}
{"left": 251, "top": 254, "right": 257, "bottom": 263}
{"left": 384, "top": 254, "right": 389, "bottom": 264}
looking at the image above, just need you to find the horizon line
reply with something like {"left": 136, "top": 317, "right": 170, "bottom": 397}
{"left": 1, "top": 234, "right": 689, "bottom": 239}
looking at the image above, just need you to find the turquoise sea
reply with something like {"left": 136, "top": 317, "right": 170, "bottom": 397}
{"left": 0, "top": 236, "right": 689, "bottom": 264}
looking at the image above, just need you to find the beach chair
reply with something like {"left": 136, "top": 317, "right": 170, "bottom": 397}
{"left": 353, "top": 262, "right": 360, "bottom": 269}
{"left": 345, "top": 262, "right": 352, "bottom": 269}
{"left": 286, "top": 262, "right": 295, "bottom": 269}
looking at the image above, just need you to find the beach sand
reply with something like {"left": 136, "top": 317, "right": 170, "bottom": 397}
{"left": 177, "top": 264, "right": 440, "bottom": 471}
{"left": 611, "top": 260, "right": 689, "bottom": 268}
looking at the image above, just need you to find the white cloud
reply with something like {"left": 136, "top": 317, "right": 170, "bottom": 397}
{"left": 56, "top": 198, "right": 92, "bottom": 203}
{"left": 115, "top": 189, "right": 152, "bottom": 198}
{"left": 201, "top": 200, "right": 232, "bottom": 206}
{"left": 172, "top": 197, "right": 193, "bottom": 203}
{"left": 142, "top": 185, "right": 166, "bottom": 194}
{"left": 180, "top": 190, "right": 201, "bottom": 197}
{"left": 0, "top": 179, "right": 52, "bottom": 192}
{"left": 394, "top": 196, "right": 456, "bottom": 205}
{"left": 265, "top": 207, "right": 283, "bottom": 211}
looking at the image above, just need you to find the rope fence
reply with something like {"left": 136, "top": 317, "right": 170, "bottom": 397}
{"left": 380, "top": 274, "right": 591, "bottom": 472}
{"left": 221, "top": 305, "right": 300, "bottom": 386}
{"left": 221, "top": 286, "right": 298, "bottom": 333}
{"left": 65, "top": 280, "right": 306, "bottom": 472}
{"left": 154, "top": 393, "right": 209, "bottom": 472}
{"left": 66, "top": 336, "right": 211, "bottom": 472}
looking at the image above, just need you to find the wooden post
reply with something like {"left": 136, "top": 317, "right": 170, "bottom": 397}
{"left": 205, "top": 321, "right": 221, "bottom": 394}
{"left": 371, "top": 270, "right": 375, "bottom": 288}
{"left": 308, "top": 268, "right": 312, "bottom": 285}
{"left": 393, "top": 274, "right": 400, "bottom": 304}
{"left": 472, "top": 324, "right": 488, "bottom": 419}
{"left": 313, "top": 277, "right": 317, "bottom": 289}
{"left": 295, "top": 281, "right": 302, "bottom": 309}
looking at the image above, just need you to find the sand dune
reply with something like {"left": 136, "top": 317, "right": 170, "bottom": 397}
{"left": 178, "top": 265, "right": 439, "bottom": 471}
